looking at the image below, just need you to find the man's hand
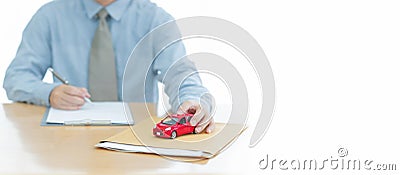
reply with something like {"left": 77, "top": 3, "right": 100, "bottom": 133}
{"left": 49, "top": 84, "right": 91, "bottom": 110}
{"left": 177, "top": 100, "right": 215, "bottom": 134}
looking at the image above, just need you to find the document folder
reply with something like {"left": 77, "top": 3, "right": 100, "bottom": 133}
{"left": 96, "top": 117, "right": 246, "bottom": 159}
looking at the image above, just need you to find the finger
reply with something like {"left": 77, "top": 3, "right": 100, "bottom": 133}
{"left": 81, "top": 88, "right": 91, "bottom": 98}
{"left": 205, "top": 119, "right": 215, "bottom": 133}
{"left": 63, "top": 86, "right": 87, "bottom": 97}
{"left": 63, "top": 86, "right": 89, "bottom": 105}
{"left": 58, "top": 94, "right": 84, "bottom": 107}
{"left": 60, "top": 94, "right": 85, "bottom": 106}
{"left": 190, "top": 106, "right": 205, "bottom": 126}
{"left": 195, "top": 114, "right": 212, "bottom": 133}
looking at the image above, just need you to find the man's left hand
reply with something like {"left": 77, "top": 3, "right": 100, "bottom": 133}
{"left": 177, "top": 100, "right": 215, "bottom": 134}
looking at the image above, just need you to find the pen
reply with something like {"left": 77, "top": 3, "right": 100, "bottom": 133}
{"left": 48, "top": 68, "right": 92, "bottom": 103}
{"left": 48, "top": 68, "right": 69, "bottom": 84}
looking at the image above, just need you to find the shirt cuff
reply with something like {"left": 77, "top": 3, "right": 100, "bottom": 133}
{"left": 33, "top": 83, "right": 62, "bottom": 106}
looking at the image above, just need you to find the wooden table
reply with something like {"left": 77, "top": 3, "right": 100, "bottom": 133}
{"left": 0, "top": 103, "right": 256, "bottom": 175}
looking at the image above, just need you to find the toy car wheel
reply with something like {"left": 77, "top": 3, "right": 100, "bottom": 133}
{"left": 192, "top": 128, "right": 196, "bottom": 134}
{"left": 171, "top": 131, "right": 177, "bottom": 139}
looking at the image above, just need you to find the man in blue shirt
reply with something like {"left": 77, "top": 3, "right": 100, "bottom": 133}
{"left": 3, "top": 0, "right": 215, "bottom": 133}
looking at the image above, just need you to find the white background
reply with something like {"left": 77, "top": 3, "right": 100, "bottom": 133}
{"left": 1, "top": 0, "right": 400, "bottom": 174}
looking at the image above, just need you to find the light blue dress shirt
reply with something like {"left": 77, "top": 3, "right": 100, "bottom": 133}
{"left": 3, "top": 0, "right": 209, "bottom": 111}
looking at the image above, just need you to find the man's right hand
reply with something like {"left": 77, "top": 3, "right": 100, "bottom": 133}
{"left": 49, "top": 84, "right": 91, "bottom": 110}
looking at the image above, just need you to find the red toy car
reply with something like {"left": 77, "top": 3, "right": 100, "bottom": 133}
{"left": 153, "top": 113, "right": 196, "bottom": 139}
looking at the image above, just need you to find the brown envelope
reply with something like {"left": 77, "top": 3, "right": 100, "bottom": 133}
{"left": 96, "top": 116, "right": 246, "bottom": 160}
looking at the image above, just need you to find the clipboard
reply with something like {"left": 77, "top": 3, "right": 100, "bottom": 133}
{"left": 41, "top": 102, "right": 133, "bottom": 126}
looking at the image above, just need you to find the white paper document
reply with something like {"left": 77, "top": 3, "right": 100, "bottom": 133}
{"left": 46, "top": 102, "right": 133, "bottom": 125}
{"left": 96, "top": 142, "right": 212, "bottom": 158}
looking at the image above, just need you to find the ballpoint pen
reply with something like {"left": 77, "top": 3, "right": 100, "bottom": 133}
{"left": 48, "top": 68, "right": 92, "bottom": 103}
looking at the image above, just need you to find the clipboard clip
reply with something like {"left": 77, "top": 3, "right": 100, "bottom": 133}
{"left": 64, "top": 119, "right": 112, "bottom": 126}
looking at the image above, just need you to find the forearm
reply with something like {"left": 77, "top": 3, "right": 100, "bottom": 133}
{"left": 4, "top": 68, "right": 59, "bottom": 106}
{"left": 159, "top": 55, "right": 213, "bottom": 113}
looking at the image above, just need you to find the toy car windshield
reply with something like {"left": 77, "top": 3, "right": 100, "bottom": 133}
{"left": 161, "top": 116, "right": 179, "bottom": 125}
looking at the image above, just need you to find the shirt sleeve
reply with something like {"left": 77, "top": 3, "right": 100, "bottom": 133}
{"left": 3, "top": 6, "right": 59, "bottom": 106}
{"left": 150, "top": 8, "right": 213, "bottom": 113}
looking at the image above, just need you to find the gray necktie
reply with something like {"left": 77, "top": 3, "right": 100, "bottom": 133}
{"left": 88, "top": 9, "right": 118, "bottom": 101}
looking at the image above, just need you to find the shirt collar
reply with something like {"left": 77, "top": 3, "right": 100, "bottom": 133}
{"left": 82, "top": 0, "right": 131, "bottom": 21}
